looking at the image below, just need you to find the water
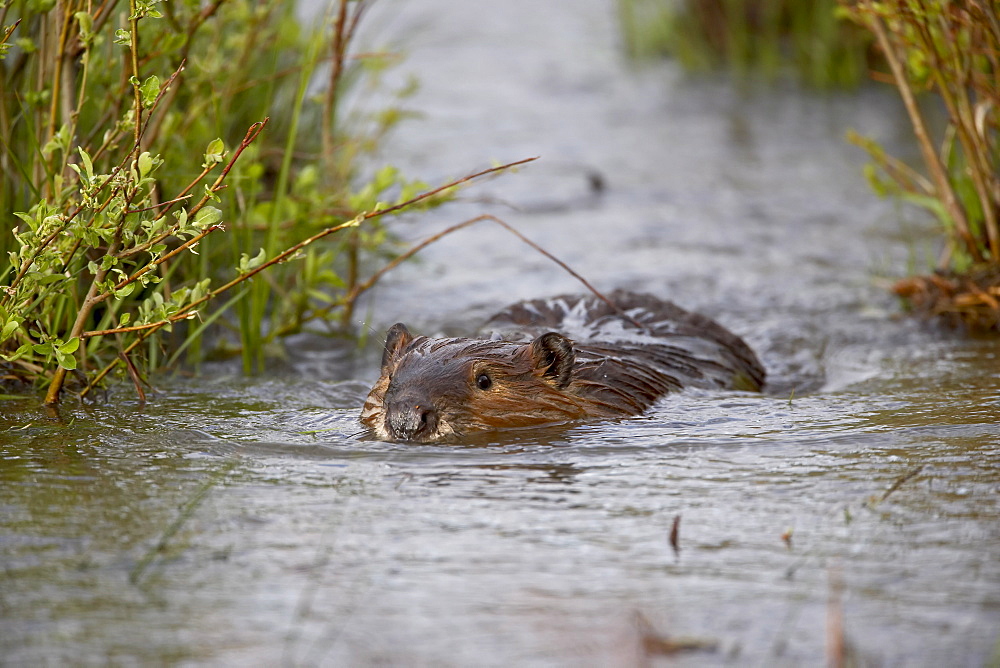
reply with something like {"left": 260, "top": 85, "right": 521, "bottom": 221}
{"left": 3, "top": 0, "right": 999, "bottom": 665}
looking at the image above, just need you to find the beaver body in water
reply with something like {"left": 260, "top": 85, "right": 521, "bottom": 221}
{"left": 361, "top": 291, "right": 765, "bottom": 443}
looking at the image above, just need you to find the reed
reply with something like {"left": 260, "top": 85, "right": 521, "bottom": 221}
{"left": 842, "top": 0, "right": 1000, "bottom": 330}
{"left": 617, "top": 0, "right": 874, "bottom": 88}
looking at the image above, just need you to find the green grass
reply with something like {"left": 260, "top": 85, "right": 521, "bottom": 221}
{"left": 617, "top": 0, "right": 874, "bottom": 88}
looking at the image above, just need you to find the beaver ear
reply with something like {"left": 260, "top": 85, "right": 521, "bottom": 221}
{"left": 529, "top": 332, "right": 575, "bottom": 389}
{"left": 381, "top": 323, "right": 413, "bottom": 373}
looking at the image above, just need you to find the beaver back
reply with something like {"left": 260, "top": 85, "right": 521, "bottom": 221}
{"left": 485, "top": 290, "right": 765, "bottom": 393}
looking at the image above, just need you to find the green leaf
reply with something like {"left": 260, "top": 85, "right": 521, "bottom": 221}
{"left": 35, "top": 273, "right": 67, "bottom": 285}
{"left": 58, "top": 337, "right": 80, "bottom": 355}
{"left": 3, "top": 343, "right": 34, "bottom": 362}
{"left": 373, "top": 165, "right": 399, "bottom": 193}
{"left": 1, "top": 319, "right": 20, "bottom": 341}
{"left": 140, "top": 75, "right": 160, "bottom": 108}
{"left": 203, "top": 138, "right": 225, "bottom": 167}
{"left": 14, "top": 37, "right": 36, "bottom": 54}
{"left": 194, "top": 206, "right": 222, "bottom": 229}
{"left": 293, "top": 165, "right": 318, "bottom": 194}
{"left": 78, "top": 147, "right": 95, "bottom": 181}
{"left": 75, "top": 12, "right": 93, "bottom": 40}
{"left": 41, "top": 124, "right": 70, "bottom": 159}
{"left": 238, "top": 248, "right": 267, "bottom": 273}
{"left": 115, "top": 283, "right": 136, "bottom": 298}
{"left": 32, "top": 342, "right": 53, "bottom": 355}
{"left": 114, "top": 28, "right": 131, "bottom": 46}
{"left": 56, "top": 351, "right": 77, "bottom": 370}
{"left": 137, "top": 151, "right": 153, "bottom": 178}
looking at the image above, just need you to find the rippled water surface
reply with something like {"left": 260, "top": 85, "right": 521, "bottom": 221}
{"left": 3, "top": 0, "right": 999, "bottom": 665}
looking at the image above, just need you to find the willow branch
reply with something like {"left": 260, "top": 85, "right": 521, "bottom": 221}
{"left": 128, "top": 0, "right": 142, "bottom": 150}
{"left": 117, "top": 117, "right": 267, "bottom": 262}
{"left": 91, "top": 119, "right": 269, "bottom": 304}
{"left": 79, "top": 156, "right": 539, "bottom": 392}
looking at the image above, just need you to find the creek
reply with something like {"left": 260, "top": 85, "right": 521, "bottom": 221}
{"left": 2, "top": 1, "right": 998, "bottom": 665}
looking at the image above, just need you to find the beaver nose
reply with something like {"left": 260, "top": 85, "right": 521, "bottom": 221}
{"left": 386, "top": 400, "right": 439, "bottom": 442}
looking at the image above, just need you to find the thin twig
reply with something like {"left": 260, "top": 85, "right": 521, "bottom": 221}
{"left": 128, "top": 0, "right": 143, "bottom": 150}
{"left": 343, "top": 214, "right": 645, "bottom": 329}
{"left": 119, "top": 350, "right": 147, "bottom": 405}
{"left": 129, "top": 458, "right": 239, "bottom": 584}
{"left": 124, "top": 193, "right": 192, "bottom": 215}
{"left": 79, "top": 157, "right": 537, "bottom": 396}
{"left": 186, "top": 119, "right": 268, "bottom": 220}
{"left": 321, "top": 0, "right": 352, "bottom": 163}
{"left": 877, "top": 465, "right": 924, "bottom": 504}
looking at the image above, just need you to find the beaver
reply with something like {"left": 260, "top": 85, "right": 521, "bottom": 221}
{"left": 360, "top": 290, "right": 765, "bottom": 443}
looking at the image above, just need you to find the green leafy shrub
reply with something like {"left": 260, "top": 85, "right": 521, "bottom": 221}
{"left": 0, "top": 0, "right": 472, "bottom": 403}
{"left": 842, "top": 0, "right": 999, "bottom": 272}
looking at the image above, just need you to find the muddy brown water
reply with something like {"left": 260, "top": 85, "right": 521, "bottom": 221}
{"left": 3, "top": 1, "right": 999, "bottom": 665}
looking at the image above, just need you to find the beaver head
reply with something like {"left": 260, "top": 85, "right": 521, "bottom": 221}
{"left": 360, "top": 323, "right": 593, "bottom": 443}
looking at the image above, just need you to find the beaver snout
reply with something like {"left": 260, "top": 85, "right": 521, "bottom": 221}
{"left": 385, "top": 393, "right": 440, "bottom": 442}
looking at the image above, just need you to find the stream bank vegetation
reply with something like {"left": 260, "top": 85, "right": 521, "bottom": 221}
{"left": 618, "top": 0, "right": 1000, "bottom": 332}
{"left": 0, "top": 0, "right": 527, "bottom": 405}
{"left": 842, "top": 1, "right": 1000, "bottom": 332}
{"left": 617, "top": 0, "right": 875, "bottom": 88}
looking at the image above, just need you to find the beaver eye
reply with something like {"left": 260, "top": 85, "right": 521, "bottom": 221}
{"left": 476, "top": 373, "right": 492, "bottom": 391}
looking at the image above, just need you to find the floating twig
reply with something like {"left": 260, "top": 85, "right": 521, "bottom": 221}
{"left": 634, "top": 611, "right": 718, "bottom": 657}
{"left": 876, "top": 465, "right": 925, "bottom": 505}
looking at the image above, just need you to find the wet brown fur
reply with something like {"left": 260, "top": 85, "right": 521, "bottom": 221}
{"left": 361, "top": 291, "right": 765, "bottom": 443}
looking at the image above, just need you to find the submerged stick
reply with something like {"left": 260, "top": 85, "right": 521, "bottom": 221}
{"left": 876, "top": 465, "right": 924, "bottom": 505}
{"left": 669, "top": 514, "right": 681, "bottom": 555}
{"left": 633, "top": 611, "right": 718, "bottom": 657}
{"left": 129, "top": 459, "right": 239, "bottom": 585}
{"left": 827, "top": 562, "right": 845, "bottom": 668}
